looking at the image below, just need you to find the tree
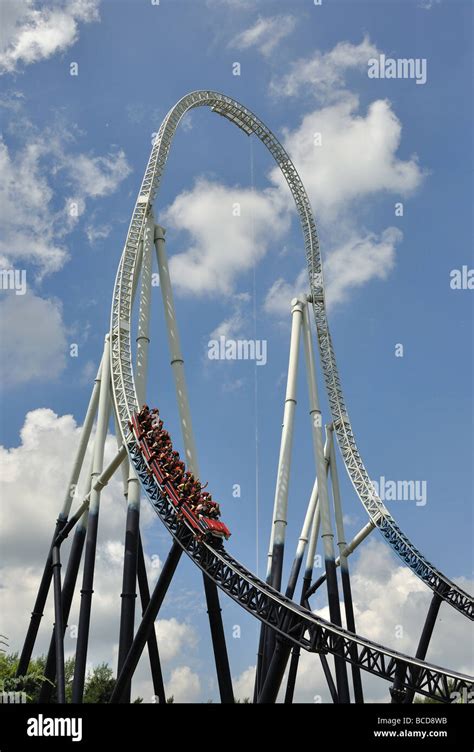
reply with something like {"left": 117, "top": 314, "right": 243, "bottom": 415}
{"left": 0, "top": 653, "right": 142, "bottom": 703}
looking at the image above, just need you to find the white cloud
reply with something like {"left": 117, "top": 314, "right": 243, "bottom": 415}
{"left": 0, "top": 408, "right": 200, "bottom": 701}
{"left": 419, "top": 0, "right": 441, "bottom": 8}
{"left": 270, "top": 36, "right": 379, "bottom": 102}
{"left": 230, "top": 15, "right": 297, "bottom": 57}
{"left": 164, "top": 178, "right": 290, "bottom": 297}
{"left": 85, "top": 223, "right": 111, "bottom": 245}
{"left": 263, "top": 86, "right": 423, "bottom": 315}
{"left": 324, "top": 227, "right": 402, "bottom": 307}
{"left": 0, "top": 120, "right": 130, "bottom": 276}
{"left": 264, "top": 268, "right": 308, "bottom": 317}
{"left": 0, "top": 0, "right": 100, "bottom": 75}
{"left": 155, "top": 619, "right": 198, "bottom": 663}
{"left": 233, "top": 540, "right": 473, "bottom": 702}
{"left": 65, "top": 150, "right": 131, "bottom": 198}
{"left": 271, "top": 93, "right": 424, "bottom": 224}
{"left": 0, "top": 293, "right": 68, "bottom": 386}
{"left": 167, "top": 665, "right": 201, "bottom": 703}
{"left": 209, "top": 293, "right": 251, "bottom": 341}
{"left": 264, "top": 228, "right": 403, "bottom": 315}
{"left": 0, "top": 408, "right": 155, "bottom": 567}
{"left": 0, "top": 136, "right": 67, "bottom": 274}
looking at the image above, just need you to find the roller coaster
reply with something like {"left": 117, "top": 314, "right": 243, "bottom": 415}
{"left": 17, "top": 91, "right": 473, "bottom": 704}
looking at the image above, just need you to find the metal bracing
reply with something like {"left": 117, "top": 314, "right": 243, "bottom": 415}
{"left": 257, "top": 299, "right": 304, "bottom": 694}
{"left": 305, "top": 520, "right": 376, "bottom": 599}
{"left": 260, "top": 297, "right": 352, "bottom": 703}
{"left": 110, "top": 90, "right": 472, "bottom": 620}
{"left": 127, "top": 441, "right": 473, "bottom": 703}
{"left": 117, "top": 215, "right": 154, "bottom": 702}
{"left": 267, "top": 299, "right": 304, "bottom": 589}
{"left": 300, "top": 300, "right": 349, "bottom": 701}
{"left": 153, "top": 223, "right": 234, "bottom": 704}
{"left": 38, "top": 458, "right": 93, "bottom": 703}
{"left": 19, "top": 90, "right": 472, "bottom": 706}
{"left": 16, "top": 359, "right": 103, "bottom": 679}
{"left": 72, "top": 335, "right": 112, "bottom": 703}
{"left": 326, "top": 424, "right": 364, "bottom": 703}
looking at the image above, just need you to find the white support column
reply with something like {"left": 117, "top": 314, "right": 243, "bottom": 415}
{"left": 266, "top": 298, "right": 304, "bottom": 587}
{"left": 153, "top": 222, "right": 234, "bottom": 704}
{"left": 304, "top": 501, "right": 321, "bottom": 583}
{"left": 154, "top": 224, "right": 199, "bottom": 475}
{"left": 89, "top": 335, "right": 112, "bottom": 516}
{"left": 294, "top": 478, "right": 320, "bottom": 564}
{"left": 326, "top": 423, "right": 364, "bottom": 702}
{"left": 336, "top": 521, "right": 375, "bottom": 564}
{"left": 302, "top": 435, "right": 332, "bottom": 587}
{"left": 301, "top": 302, "right": 337, "bottom": 566}
{"left": 301, "top": 300, "right": 349, "bottom": 701}
{"left": 59, "top": 357, "right": 103, "bottom": 520}
{"left": 327, "top": 424, "right": 348, "bottom": 563}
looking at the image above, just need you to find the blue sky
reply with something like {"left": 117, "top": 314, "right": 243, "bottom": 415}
{"left": 0, "top": 0, "right": 472, "bottom": 702}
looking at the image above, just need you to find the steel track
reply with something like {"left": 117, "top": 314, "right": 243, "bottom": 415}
{"left": 108, "top": 90, "right": 473, "bottom": 700}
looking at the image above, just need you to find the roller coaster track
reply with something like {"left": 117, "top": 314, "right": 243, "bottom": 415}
{"left": 109, "top": 90, "right": 473, "bottom": 701}
{"left": 122, "top": 440, "right": 470, "bottom": 703}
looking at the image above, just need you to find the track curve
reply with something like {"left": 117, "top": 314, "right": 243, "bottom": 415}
{"left": 110, "top": 89, "right": 472, "bottom": 622}
{"left": 107, "top": 90, "right": 473, "bottom": 701}
{"left": 126, "top": 438, "right": 471, "bottom": 702}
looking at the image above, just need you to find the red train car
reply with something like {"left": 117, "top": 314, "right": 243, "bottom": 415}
{"left": 130, "top": 413, "right": 231, "bottom": 542}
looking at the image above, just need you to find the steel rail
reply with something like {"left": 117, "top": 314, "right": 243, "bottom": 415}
{"left": 109, "top": 90, "right": 472, "bottom": 620}
{"left": 108, "top": 87, "right": 472, "bottom": 702}
{"left": 125, "top": 440, "right": 472, "bottom": 703}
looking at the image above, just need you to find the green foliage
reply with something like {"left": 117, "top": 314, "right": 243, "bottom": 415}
{"left": 83, "top": 663, "right": 116, "bottom": 704}
{"left": 0, "top": 653, "right": 51, "bottom": 702}
{"left": 0, "top": 653, "right": 141, "bottom": 704}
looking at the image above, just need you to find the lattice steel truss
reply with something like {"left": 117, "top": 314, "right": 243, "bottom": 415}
{"left": 110, "top": 90, "right": 473, "bottom": 621}
{"left": 128, "top": 441, "right": 472, "bottom": 704}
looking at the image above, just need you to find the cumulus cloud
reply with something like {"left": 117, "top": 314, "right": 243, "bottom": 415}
{"left": 229, "top": 15, "right": 297, "bottom": 58}
{"left": 0, "top": 293, "right": 68, "bottom": 387}
{"left": 166, "top": 665, "right": 201, "bottom": 703}
{"left": 270, "top": 36, "right": 379, "bottom": 102}
{"left": 272, "top": 93, "right": 424, "bottom": 224}
{"left": 64, "top": 150, "right": 131, "bottom": 198}
{"left": 264, "top": 268, "right": 308, "bottom": 317}
{"left": 209, "top": 293, "right": 251, "bottom": 341}
{"left": 262, "top": 85, "right": 423, "bottom": 315}
{"left": 0, "top": 116, "right": 131, "bottom": 276}
{"left": 0, "top": 408, "right": 199, "bottom": 701}
{"left": 164, "top": 178, "right": 290, "bottom": 297}
{"left": 155, "top": 618, "right": 198, "bottom": 663}
{"left": 0, "top": 408, "right": 159, "bottom": 567}
{"left": 0, "top": 0, "right": 100, "bottom": 75}
{"left": 233, "top": 540, "right": 473, "bottom": 702}
{"left": 85, "top": 223, "right": 112, "bottom": 245}
{"left": 323, "top": 227, "right": 402, "bottom": 306}
{"left": 264, "top": 227, "right": 403, "bottom": 315}
{"left": 162, "top": 55, "right": 423, "bottom": 316}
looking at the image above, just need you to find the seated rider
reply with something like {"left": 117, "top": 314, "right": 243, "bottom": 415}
{"left": 138, "top": 404, "right": 149, "bottom": 421}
